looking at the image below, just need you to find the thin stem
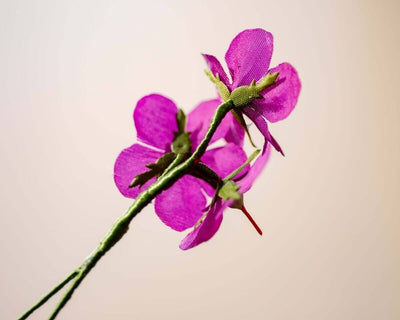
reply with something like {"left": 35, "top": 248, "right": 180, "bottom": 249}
{"left": 224, "top": 149, "right": 260, "bottom": 182}
{"left": 191, "top": 100, "right": 233, "bottom": 159}
{"left": 19, "top": 99, "right": 234, "bottom": 320}
{"left": 160, "top": 153, "right": 185, "bottom": 177}
{"left": 18, "top": 270, "right": 79, "bottom": 320}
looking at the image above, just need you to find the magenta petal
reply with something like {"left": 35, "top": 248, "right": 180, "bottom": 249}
{"left": 179, "top": 199, "right": 227, "bottom": 250}
{"left": 199, "top": 143, "right": 249, "bottom": 196}
{"left": 244, "top": 107, "right": 284, "bottom": 155}
{"left": 187, "top": 99, "right": 233, "bottom": 149}
{"left": 134, "top": 94, "right": 178, "bottom": 151}
{"left": 253, "top": 63, "right": 301, "bottom": 123}
{"left": 237, "top": 144, "right": 271, "bottom": 193}
{"left": 114, "top": 144, "right": 163, "bottom": 199}
{"left": 155, "top": 175, "right": 206, "bottom": 232}
{"left": 202, "top": 143, "right": 248, "bottom": 179}
{"left": 225, "top": 29, "right": 273, "bottom": 88}
{"left": 202, "top": 54, "right": 230, "bottom": 86}
{"left": 224, "top": 111, "right": 245, "bottom": 147}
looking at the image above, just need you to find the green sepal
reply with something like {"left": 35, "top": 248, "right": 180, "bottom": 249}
{"left": 176, "top": 109, "right": 186, "bottom": 134}
{"left": 205, "top": 69, "right": 231, "bottom": 101}
{"left": 230, "top": 72, "right": 279, "bottom": 108}
{"left": 230, "top": 84, "right": 262, "bottom": 108}
{"left": 129, "top": 152, "right": 176, "bottom": 188}
{"left": 224, "top": 149, "right": 260, "bottom": 182}
{"left": 231, "top": 108, "right": 257, "bottom": 148}
{"left": 218, "top": 180, "right": 241, "bottom": 201}
{"left": 217, "top": 149, "right": 261, "bottom": 206}
{"left": 256, "top": 72, "right": 279, "bottom": 92}
{"left": 172, "top": 109, "right": 192, "bottom": 154}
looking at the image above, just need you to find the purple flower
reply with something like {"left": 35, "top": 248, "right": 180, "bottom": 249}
{"left": 203, "top": 28, "right": 301, "bottom": 154}
{"left": 114, "top": 94, "right": 247, "bottom": 232}
{"left": 180, "top": 144, "right": 271, "bottom": 250}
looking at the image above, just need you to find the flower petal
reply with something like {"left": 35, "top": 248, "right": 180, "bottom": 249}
{"left": 225, "top": 29, "right": 273, "bottom": 88}
{"left": 114, "top": 144, "right": 163, "bottom": 199}
{"left": 198, "top": 143, "right": 249, "bottom": 196}
{"left": 253, "top": 63, "right": 301, "bottom": 123}
{"left": 187, "top": 99, "right": 235, "bottom": 149}
{"left": 134, "top": 94, "right": 178, "bottom": 151}
{"left": 243, "top": 107, "right": 284, "bottom": 155}
{"left": 237, "top": 144, "right": 271, "bottom": 193}
{"left": 224, "top": 112, "right": 245, "bottom": 147}
{"left": 202, "top": 143, "right": 248, "bottom": 178}
{"left": 179, "top": 199, "right": 227, "bottom": 250}
{"left": 155, "top": 175, "right": 206, "bottom": 232}
{"left": 202, "top": 54, "right": 230, "bottom": 86}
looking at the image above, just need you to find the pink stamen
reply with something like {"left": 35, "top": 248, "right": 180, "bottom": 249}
{"left": 241, "top": 205, "right": 262, "bottom": 235}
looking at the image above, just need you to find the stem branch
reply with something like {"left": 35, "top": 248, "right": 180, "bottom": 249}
{"left": 18, "top": 271, "right": 79, "bottom": 320}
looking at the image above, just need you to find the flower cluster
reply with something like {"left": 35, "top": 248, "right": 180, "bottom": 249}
{"left": 114, "top": 94, "right": 247, "bottom": 233}
{"left": 114, "top": 28, "right": 301, "bottom": 249}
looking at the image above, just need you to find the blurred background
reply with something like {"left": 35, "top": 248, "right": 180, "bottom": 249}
{"left": 1, "top": 0, "right": 399, "bottom": 319}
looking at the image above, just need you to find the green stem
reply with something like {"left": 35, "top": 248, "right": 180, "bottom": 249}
{"left": 192, "top": 101, "right": 233, "bottom": 159}
{"left": 224, "top": 149, "right": 261, "bottom": 182}
{"left": 18, "top": 270, "right": 79, "bottom": 320}
{"left": 160, "top": 153, "right": 185, "bottom": 178}
{"left": 19, "top": 99, "right": 234, "bottom": 320}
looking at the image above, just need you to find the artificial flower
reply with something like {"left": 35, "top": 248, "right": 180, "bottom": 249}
{"left": 203, "top": 28, "right": 301, "bottom": 154}
{"left": 114, "top": 94, "right": 247, "bottom": 231}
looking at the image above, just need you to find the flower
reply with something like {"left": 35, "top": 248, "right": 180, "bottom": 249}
{"left": 114, "top": 94, "right": 247, "bottom": 232}
{"left": 180, "top": 144, "right": 271, "bottom": 250}
{"left": 203, "top": 28, "right": 301, "bottom": 155}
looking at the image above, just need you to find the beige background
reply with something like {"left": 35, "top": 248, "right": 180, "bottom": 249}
{"left": 1, "top": 0, "right": 399, "bottom": 319}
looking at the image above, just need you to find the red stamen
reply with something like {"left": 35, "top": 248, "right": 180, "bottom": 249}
{"left": 241, "top": 205, "right": 262, "bottom": 235}
{"left": 193, "top": 158, "right": 200, "bottom": 165}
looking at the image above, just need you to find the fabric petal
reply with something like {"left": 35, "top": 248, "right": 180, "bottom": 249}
{"left": 134, "top": 94, "right": 178, "bottom": 151}
{"left": 179, "top": 199, "right": 227, "bottom": 250}
{"left": 224, "top": 112, "right": 245, "bottom": 147}
{"left": 225, "top": 29, "right": 273, "bottom": 88}
{"left": 155, "top": 175, "right": 206, "bottom": 232}
{"left": 187, "top": 99, "right": 234, "bottom": 149}
{"left": 237, "top": 144, "right": 271, "bottom": 193}
{"left": 202, "top": 143, "right": 249, "bottom": 178}
{"left": 253, "top": 63, "right": 301, "bottom": 123}
{"left": 114, "top": 144, "right": 163, "bottom": 199}
{"left": 202, "top": 54, "right": 230, "bottom": 86}
{"left": 199, "top": 143, "right": 249, "bottom": 196}
{"left": 243, "top": 107, "right": 284, "bottom": 155}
